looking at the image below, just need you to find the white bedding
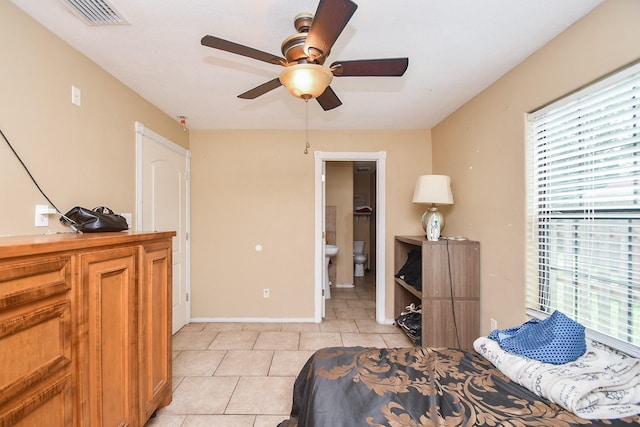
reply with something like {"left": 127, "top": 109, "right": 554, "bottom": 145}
{"left": 474, "top": 336, "right": 640, "bottom": 420}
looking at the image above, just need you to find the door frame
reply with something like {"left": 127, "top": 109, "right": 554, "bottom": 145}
{"left": 134, "top": 122, "right": 191, "bottom": 328}
{"left": 314, "top": 151, "right": 386, "bottom": 323}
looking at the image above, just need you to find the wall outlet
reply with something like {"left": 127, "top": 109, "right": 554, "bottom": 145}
{"left": 490, "top": 318, "right": 498, "bottom": 331}
{"left": 263, "top": 288, "right": 270, "bottom": 298}
{"left": 120, "top": 212, "right": 132, "bottom": 227}
{"left": 35, "top": 204, "right": 56, "bottom": 227}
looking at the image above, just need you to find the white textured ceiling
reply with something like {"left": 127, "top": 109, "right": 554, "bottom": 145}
{"left": 10, "top": 0, "right": 604, "bottom": 130}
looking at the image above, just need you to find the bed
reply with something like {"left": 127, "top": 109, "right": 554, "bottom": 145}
{"left": 277, "top": 344, "right": 640, "bottom": 427}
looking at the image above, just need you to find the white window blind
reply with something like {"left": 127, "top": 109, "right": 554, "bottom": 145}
{"left": 526, "top": 63, "right": 640, "bottom": 354}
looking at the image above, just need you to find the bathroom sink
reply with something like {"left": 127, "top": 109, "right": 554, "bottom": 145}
{"left": 325, "top": 244, "right": 339, "bottom": 256}
{"left": 324, "top": 245, "right": 339, "bottom": 299}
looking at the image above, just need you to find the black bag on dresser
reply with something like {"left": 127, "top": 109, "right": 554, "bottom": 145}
{"left": 60, "top": 206, "right": 129, "bottom": 233}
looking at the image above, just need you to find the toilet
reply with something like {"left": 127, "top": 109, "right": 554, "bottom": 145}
{"left": 353, "top": 240, "right": 368, "bottom": 277}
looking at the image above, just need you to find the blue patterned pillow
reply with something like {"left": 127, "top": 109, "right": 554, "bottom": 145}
{"left": 488, "top": 311, "right": 586, "bottom": 364}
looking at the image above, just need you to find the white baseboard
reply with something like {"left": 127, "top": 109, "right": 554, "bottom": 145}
{"left": 190, "top": 317, "right": 318, "bottom": 324}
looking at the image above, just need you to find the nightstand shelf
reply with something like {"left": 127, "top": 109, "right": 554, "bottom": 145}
{"left": 394, "top": 236, "right": 480, "bottom": 349}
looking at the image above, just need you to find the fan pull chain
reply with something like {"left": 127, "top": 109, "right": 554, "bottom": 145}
{"left": 304, "top": 99, "right": 310, "bottom": 154}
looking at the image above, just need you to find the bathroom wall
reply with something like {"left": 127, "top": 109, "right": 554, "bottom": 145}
{"left": 326, "top": 162, "right": 354, "bottom": 286}
{"left": 353, "top": 168, "right": 375, "bottom": 272}
{"left": 325, "top": 205, "right": 337, "bottom": 285}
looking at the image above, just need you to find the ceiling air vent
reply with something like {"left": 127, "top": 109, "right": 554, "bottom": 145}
{"left": 62, "top": 0, "right": 129, "bottom": 25}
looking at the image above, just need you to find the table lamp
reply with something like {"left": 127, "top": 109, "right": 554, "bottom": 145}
{"left": 412, "top": 175, "right": 454, "bottom": 241}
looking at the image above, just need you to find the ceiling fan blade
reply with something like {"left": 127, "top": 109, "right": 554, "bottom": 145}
{"left": 304, "top": 0, "right": 358, "bottom": 61}
{"left": 238, "top": 78, "right": 283, "bottom": 99}
{"left": 331, "top": 58, "right": 409, "bottom": 77}
{"left": 316, "top": 86, "right": 342, "bottom": 111}
{"left": 201, "top": 35, "right": 286, "bottom": 66}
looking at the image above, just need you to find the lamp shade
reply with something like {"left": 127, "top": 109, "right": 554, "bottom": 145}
{"left": 412, "top": 175, "right": 454, "bottom": 205}
{"left": 279, "top": 63, "right": 333, "bottom": 100}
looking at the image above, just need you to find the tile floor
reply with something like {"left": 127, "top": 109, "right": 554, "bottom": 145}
{"left": 145, "top": 272, "right": 412, "bottom": 427}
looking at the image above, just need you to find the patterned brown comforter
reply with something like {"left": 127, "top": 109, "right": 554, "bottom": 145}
{"left": 278, "top": 347, "right": 640, "bottom": 427}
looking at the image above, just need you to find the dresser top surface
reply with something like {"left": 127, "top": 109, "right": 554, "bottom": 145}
{"left": 395, "top": 235, "right": 478, "bottom": 245}
{"left": 0, "top": 231, "right": 176, "bottom": 258}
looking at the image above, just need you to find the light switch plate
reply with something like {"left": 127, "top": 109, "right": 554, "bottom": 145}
{"left": 71, "top": 85, "right": 81, "bottom": 106}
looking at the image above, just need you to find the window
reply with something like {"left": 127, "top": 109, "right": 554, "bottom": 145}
{"left": 526, "top": 63, "right": 640, "bottom": 355}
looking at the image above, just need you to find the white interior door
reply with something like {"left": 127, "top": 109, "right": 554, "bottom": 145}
{"left": 135, "top": 123, "right": 190, "bottom": 334}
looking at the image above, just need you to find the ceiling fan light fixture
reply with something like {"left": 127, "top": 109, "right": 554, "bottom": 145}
{"left": 279, "top": 64, "right": 333, "bottom": 100}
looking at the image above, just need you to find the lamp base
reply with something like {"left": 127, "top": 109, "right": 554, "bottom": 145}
{"left": 421, "top": 206, "right": 445, "bottom": 241}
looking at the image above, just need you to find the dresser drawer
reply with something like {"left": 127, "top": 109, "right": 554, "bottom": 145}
{"left": 0, "top": 299, "right": 72, "bottom": 406}
{"left": 0, "top": 257, "right": 72, "bottom": 310}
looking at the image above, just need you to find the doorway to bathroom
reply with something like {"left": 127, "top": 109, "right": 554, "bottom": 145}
{"left": 324, "top": 161, "right": 376, "bottom": 290}
{"left": 314, "top": 152, "right": 387, "bottom": 324}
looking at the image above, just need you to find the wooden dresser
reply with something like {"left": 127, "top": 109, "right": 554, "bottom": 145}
{"left": 394, "top": 236, "right": 480, "bottom": 349}
{"left": 0, "top": 232, "right": 174, "bottom": 427}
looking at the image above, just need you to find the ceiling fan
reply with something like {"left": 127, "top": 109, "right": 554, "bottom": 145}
{"left": 200, "top": 0, "right": 409, "bottom": 111}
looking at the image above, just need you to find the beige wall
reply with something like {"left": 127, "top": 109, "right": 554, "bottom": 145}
{"left": 353, "top": 170, "right": 374, "bottom": 260}
{"left": 189, "top": 130, "right": 431, "bottom": 320}
{"left": 432, "top": 0, "right": 640, "bottom": 334}
{"left": 1, "top": 0, "right": 432, "bottom": 323}
{"left": 0, "top": 2, "right": 188, "bottom": 237}
{"left": 8, "top": 0, "right": 633, "bottom": 330}
{"left": 326, "top": 162, "right": 354, "bottom": 286}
